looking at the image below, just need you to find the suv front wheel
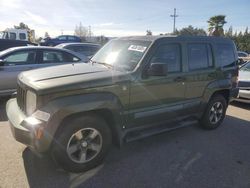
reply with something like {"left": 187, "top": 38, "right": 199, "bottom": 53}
{"left": 51, "top": 114, "right": 111, "bottom": 173}
{"left": 200, "top": 94, "right": 227, "bottom": 129}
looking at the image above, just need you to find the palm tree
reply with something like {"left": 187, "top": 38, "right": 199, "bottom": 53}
{"left": 207, "top": 15, "right": 227, "bottom": 36}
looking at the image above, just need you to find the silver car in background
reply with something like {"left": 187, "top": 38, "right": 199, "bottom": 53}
{"left": 235, "top": 61, "right": 250, "bottom": 103}
{"left": 0, "top": 46, "right": 87, "bottom": 96}
{"left": 55, "top": 42, "right": 101, "bottom": 58}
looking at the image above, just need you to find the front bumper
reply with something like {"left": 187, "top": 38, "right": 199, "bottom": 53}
{"left": 6, "top": 98, "right": 51, "bottom": 152}
{"left": 229, "top": 87, "right": 239, "bottom": 102}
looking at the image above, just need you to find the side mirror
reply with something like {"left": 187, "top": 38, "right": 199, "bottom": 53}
{"left": 148, "top": 63, "right": 168, "bottom": 76}
{"left": 237, "top": 58, "right": 245, "bottom": 66}
{"left": 0, "top": 59, "right": 5, "bottom": 66}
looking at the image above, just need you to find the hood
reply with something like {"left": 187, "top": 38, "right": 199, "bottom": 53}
{"left": 19, "top": 63, "right": 128, "bottom": 94}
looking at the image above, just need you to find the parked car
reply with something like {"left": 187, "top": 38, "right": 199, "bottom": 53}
{"left": 7, "top": 36, "right": 239, "bottom": 173}
{"left": 56, "top": 43, "right": 101, "bottom": 58}
{"left": 0, "top": 46, "right": 87, "bottom": 96}
{"left": 0, "top": 39, "right": 37, "bottom": 52}
{"left": 40, "top": 35, "right": 81, "bottom": 46}
{"left": 238, "top": 51, "right": 250, "bottom": 62}
{"left": 234, "top": 61, "right": 250, "bottom": 103}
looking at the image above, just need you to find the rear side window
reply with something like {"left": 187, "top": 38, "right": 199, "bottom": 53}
{"left": 187, "top": 44, "right": 213, "bottom": 71}
{"left": 68, "top": 36, "right": 76, "bottom": 40}
{"left": 58, "top": 36, "right": 67, "bottom": 40}
{"left": 150, "top": 44, "right": 181, "bottom": 73}
{"left": 66, "top": 45, "right": 100, "bottom": 56}
{"left": 19, "top": 33, "right": 26, "bottom": 40}
{"left": 215, "top": 44, "right": 236, "bottom": 67}
{"left": 42, "top": 50, "right": 80, "bottom": 63}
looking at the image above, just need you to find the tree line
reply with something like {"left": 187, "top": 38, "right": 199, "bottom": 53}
{"left": 147, "top": 15, "right": 250, "bottom": 53}
{"left": 225, "top": 27, "right": 250, "bottom": 53}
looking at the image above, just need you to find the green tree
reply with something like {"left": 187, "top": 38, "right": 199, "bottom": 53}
{"left": 225, "top": 26, "right": 233, "bottom": 37}
{"left": 175, "top": 25, "right": 207, "bottom": 36}
{"left": 146, "top": 30, "right": 152, "bottom": 36}
{"left": 44, "top": 32, "right": 50, "bottom": 38}
{"left": 207, "top": 15, "right": 227, "bottom": 36}
{"left": 14, "top": 22, "right": 30, "bottom": 30}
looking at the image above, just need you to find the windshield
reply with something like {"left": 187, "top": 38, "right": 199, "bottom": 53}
{"left": 240, "top": 62, "right": 250, "bottom": 71}
{"left": 91, "top": 39, "right": 151, "bottom": 71}
{"left": 0, "top": 32, "right": 3, "bottom": 39}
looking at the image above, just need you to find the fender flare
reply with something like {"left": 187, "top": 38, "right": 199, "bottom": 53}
{"left": 41, "top": 92, "right": 125, "bottom": 146}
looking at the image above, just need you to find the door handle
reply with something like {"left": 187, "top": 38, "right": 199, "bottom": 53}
{"left": 174, "top": 77, "right": 186, "bottom": 82}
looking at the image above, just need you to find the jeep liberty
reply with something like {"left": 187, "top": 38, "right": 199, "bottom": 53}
{"left": 6, "top": 36, "right": 239, "bottom": 172}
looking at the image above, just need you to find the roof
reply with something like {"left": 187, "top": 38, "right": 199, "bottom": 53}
{"left": 6, "top": 46, "right": 63, "bottom": 51}
{"left": 56, "top": 42, "right": 101, "bottom": 47}
{"left": 0, "top": 46, "right": 87, "bottom": 60}
{"left": 117, "top": 35, "right": 233, "bottom": 43}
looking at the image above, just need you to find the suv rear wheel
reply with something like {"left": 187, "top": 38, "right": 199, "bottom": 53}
{"left": 200, "top": 94, "right": 227, "bottom": 129}
{"left": 51, "top": 114, "right": 111, "bottom": 173}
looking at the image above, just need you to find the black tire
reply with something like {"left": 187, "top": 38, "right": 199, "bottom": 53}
{"left": 51, "top": 114, "right": 111, "bottom": 173}
{"left": 200, "top": 94, "right": 227, "bottom": 130}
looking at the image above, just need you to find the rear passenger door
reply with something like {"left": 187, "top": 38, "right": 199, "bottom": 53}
{"left": 184, "top": 43, "right": 215, "bottom": 113}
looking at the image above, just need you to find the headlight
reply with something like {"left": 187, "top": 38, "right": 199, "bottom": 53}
{"left": 26, "top": 90, "right": 37, "bottom": 115}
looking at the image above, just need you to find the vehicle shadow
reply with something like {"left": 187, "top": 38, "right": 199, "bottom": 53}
{"left": 230, "top": 101, "right": 250, "bottom": 110}
{"left": 22, "top": 115, "right": 250, "bottom": 188}
{"left": 22, "top": 148, "right": 71, "bottom": 188}
{"left": 22, "top": 147, "right": 104, "bottom": 188}
{"left": 0, "top": 97, "right": 8, "bottom": 121}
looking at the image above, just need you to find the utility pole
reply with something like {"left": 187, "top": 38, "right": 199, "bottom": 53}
{"left": 170, "top": 8, "right": 178, "bottom": 33}
{"left": 88, "top": 25, "right": 91, "bottom": 38}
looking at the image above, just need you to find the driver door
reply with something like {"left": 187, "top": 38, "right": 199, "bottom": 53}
{"left": 128, "top": 43, "right": 186, "bottom": 127}
{"left": 0, "top": 50, "right": 37, "bottom": 96}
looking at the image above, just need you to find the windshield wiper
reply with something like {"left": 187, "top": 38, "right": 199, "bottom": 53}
{"left": 89, "top": 59, "right": 113, "bottom": 69}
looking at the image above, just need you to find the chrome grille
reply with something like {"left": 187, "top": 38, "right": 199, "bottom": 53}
{"left": 17, "top": 85, "right": 26, "bottom": 112}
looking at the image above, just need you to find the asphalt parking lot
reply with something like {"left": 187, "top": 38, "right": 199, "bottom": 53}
{"left": 0, "top": 99, "right": 250, "bottom": 188}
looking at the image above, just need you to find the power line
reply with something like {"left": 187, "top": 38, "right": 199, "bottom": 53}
{"left": 170, "top": 8, "right": 178, "bottom": 33}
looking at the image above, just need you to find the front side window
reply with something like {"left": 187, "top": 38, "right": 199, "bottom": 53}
{"left": 3, "top": 50, "right": 36, "bottom": 65}
{"left": 150, "top": 44, "right": 181, "bottom": 73}
{"left": 92, "top": 40, "right": 151, "bottom": 71}
{"left": 240, "top": 62, "right": 250, "bottom": 71}
{"left": 188, "top": 44, "right": 213, "bottom": 71}
{"left": 238, "top": 52, "right": 247, "bottom": 57}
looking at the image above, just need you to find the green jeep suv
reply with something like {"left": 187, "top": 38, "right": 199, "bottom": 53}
{"left": 6, "top": 36, "right": 239, "bottom": 172}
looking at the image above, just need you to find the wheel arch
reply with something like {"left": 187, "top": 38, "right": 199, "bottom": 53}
{"left": 43, "top": 92, "right": 125, "bottom": 150}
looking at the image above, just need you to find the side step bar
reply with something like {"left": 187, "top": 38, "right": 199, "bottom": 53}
{"left": 125, "top": 119, "right": 198, "bottom": 143}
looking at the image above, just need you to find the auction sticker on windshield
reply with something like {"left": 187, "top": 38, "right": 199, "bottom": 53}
{"left": 128, "top": 45, "right": 147, "bottom": 53}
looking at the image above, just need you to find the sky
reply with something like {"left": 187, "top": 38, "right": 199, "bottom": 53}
{"left": 0, "top": 0, "right": 249, "bottom": 38}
